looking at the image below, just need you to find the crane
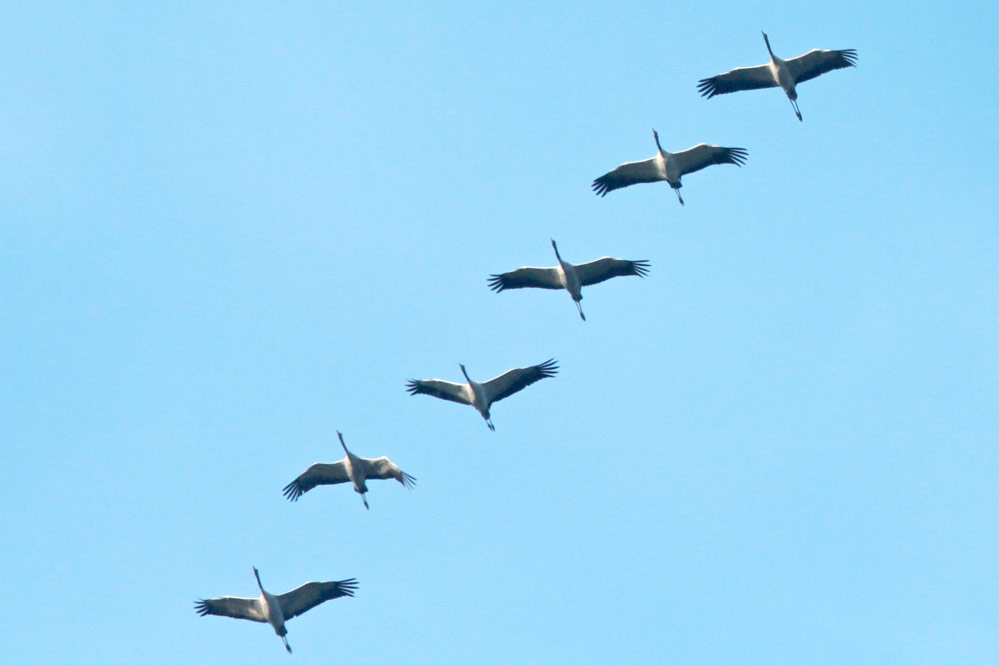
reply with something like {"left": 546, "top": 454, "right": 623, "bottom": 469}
{"left": 282, "top": 431, "right": 415, "bottom": 509}
{"left": 195, "top": 567, "right": 357, "bottom": 654}
{"left": 489, "top": 239, "right": 649, "bottom": 320}
{"left": 593, "top": 129, "right": 747, "bottom": 205}
{"left": 697, "top": 31, "right": 857, "bottom": 121}
{"left": 407, "top": 359, "right": 558, "bottom": 430}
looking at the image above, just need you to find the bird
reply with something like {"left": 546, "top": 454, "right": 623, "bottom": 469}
{"left": 592, "top": 129, "right": 747, "bottom": 205}
{"left": 282, "top": 431, "right": 415, "bottom": 509}
{"left": 195, "top": 567, "right": 357, "bottom": 654}
{"left": 697, "top": 31, "right": 857, "bottom": 121}
{"left": 407, "top": 359, "right": 558, "bottom": 430}
{"left": 488, "top": 239, "right": 649, "bottom": 321}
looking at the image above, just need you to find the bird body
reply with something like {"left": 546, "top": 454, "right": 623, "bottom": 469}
{"left": 464, "top": 374, "right": 491, "bottom": 424}
{"left": 489, "top": 240, "right": 649, "bottom": 320}
{"left": 283, "top": 432, "right": 415, "bottom": 508}
{"left": 407, "top": 359, "right": 558, "bottom": 430}
{"left": 258, "top": 586, "right": 287, "bottom": 646}
{"left": 195, "top": 567, "right": 358, "bottom": 654}
{"left": 553, "top": 248, "right": 583, "bottom": 307}
{"left": 593, "top": 130, "right": 747, "bottom": 205}
{"left": 697, "top": 31, "right": 857, "bottom": 121}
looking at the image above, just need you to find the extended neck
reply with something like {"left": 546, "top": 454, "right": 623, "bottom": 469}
{"left": 550, "top": 239, "right": 562, "bottom": 262}
{"left": 460, "top": 364, "right": 471, "bottom": 383}
{"left": 253, "top": 567, "right": 264, "bottom": 593}
{"left": 337, "top": 431, "right": 350, "bottom": 456}
{"left": 762, "top": 31, "right": 774, "bottom": 58}
{"left": 652, "top": 128, "right": 664, "bottom": 155}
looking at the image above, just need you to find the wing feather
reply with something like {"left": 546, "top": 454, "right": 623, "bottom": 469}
{"left": 361, "top": 456, "right": 416, "bottom": 489}
{"left": 483, "top": 358, "right": 558, "bottom": 405}
{"left": 488, "top": 267, "right": 562, "bottom": 292}
{"left": 575, "top": 258, "right": 650, "bottom": 286}
{"left": 697, "top": 64, "right": 775, "bottom": 98}
{"left": 406, "top": 379, "right": 473, "bottom": 405}
{"left": 194, "top": 596, "right": 267, "bottom": 623}
{"left": 279, "top": 579, "right": 358, "bottom": 621}
{"left": 282, "top": 461, "right": 350, "bottom": 502}
{"left": 672, "top": 144, "right": 747, "bottom": 176}
{"left": 592, "top": 157, "right": 664, "bottom": 197}
{"left": 787, "top": 48, "right": 857, "bottom": 84}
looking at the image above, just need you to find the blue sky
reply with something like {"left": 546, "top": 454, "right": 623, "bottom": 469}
{"left": 2, "top": 1, "right": 997, "bottom": 664}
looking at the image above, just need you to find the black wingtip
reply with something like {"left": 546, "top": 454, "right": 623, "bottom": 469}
{"left": 632, "top": 260, "right": 651, "bottom": 278}
{"left": 487, "top": 275, "right": 506, "bottom": 293}
{"left": 727, "top": 147, "right": 749, "bottom": 167}
{"left": 339, "top": 578, "right": 359, "bottom": 596}
{"left": 696, "top": 78, "right": 718, "bottom": 99}
{"left": 538, "top": 358, "right": 559, "bottom": 377}
{"left": 282, "top": 481, "right": 302, "bottom": 502}
{"left": 405, "top": 380, "right": 421, "bottom": 395}
{"left": 194, "top": 600, "right": 210, "bottom": 616}
{"left": 592, "top": 178, "right": 610, "bottom": 197}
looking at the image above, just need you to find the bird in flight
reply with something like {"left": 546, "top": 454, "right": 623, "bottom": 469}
{"left": 195, "top": 567, "right": 357, "bottom": 654}
{"left": 593, "top": 129, "right": 747, "bottom": 205}
{"left": 489, "top": 239, "right": 649, "bottom": 321}
{"left": 697, "top": 31, "right": 858, "bottom": 121}
{"left": 407, "top": 359, "right": 558, "bottom": 430}
{"left": 282, "top": 431, "right": 415, "bottom": 509}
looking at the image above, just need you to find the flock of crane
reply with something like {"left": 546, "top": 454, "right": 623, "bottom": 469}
{"left": 194, "top": 31, "right": 858, "bottom": 654}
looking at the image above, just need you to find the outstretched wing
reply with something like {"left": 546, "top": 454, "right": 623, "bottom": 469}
{"left": 194, "top": 596, "right": 267, "bottom": 623}
{"left": 672, "top": 144, "right": 747, "bottom": 177}
{"left": 482, "top": 358, "right": 559, "bottom": 405}
{"left": 787, "top": 48, "right": 857, "bottom": 84}
{"left": 592, "top": 157, "right": 663, "bottom": 197}
{"left": 488, "top": 267, "right": 562, "bottom": 292}
{"left": 697, "top": 64, "right": 775, "bottom": 98}
{"left": 279, "top": 578, "right": 359, "bottom": 621}
{"left": 361, "top": 456, "right": 416, "bottom": 489}
{"left": 575, "top": 258, "right": 650, "bottom": 287}
{"left": 282, "top": 461, "right": 350, "bottom": 502}
{"left": 406, "top": 379, "right": 473, "bottom": 405}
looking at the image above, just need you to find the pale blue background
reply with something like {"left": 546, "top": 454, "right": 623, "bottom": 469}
{"left": 2, "top": 1, "right": 997, "bottom": 664}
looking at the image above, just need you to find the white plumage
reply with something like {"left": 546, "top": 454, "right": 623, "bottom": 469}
{"left": 283, "top": 431, "right": 415, "bottom": 509}
{"left": 489, "top": 239, "right": 649, "bottom": 320}
{"left": 407, "top": 360, "right": 558, "bottom": 430}
{"left": 698, "top": 31, "right": 857, "bottom": 121}
{"left": 195, "top": 567, "right": 357, "bottom": 653}
{"left": 593, "top": 129, "right": 747, "bottom": 205}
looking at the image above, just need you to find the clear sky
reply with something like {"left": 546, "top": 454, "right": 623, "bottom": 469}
{"left": 2, "top": 1, "right": 997, "bottom": 664}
